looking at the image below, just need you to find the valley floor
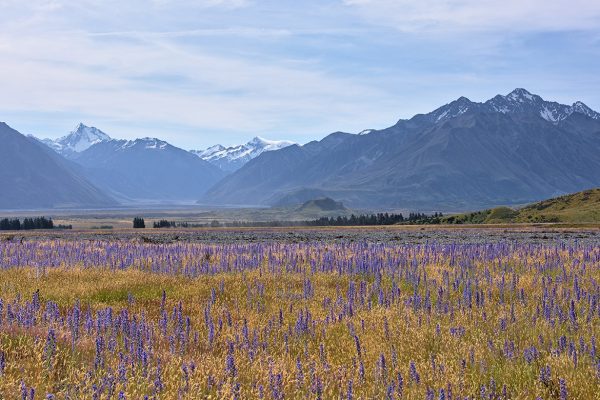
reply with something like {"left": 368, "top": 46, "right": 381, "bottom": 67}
{"left": 2, "top": 225, "right": 600, "bottom": 245}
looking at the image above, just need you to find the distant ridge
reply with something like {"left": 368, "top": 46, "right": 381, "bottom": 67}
{"left": 0, "top": 122, "right": 116, "bottom": 209}
{"left": 71, "top": 137, "right": 225, "bottom": 202}
{"left": 35, "top": 124, "right": 225, "bottom": 203}
{"left": 202, "top": 88, "right": 600, "bottom": 211}
{"left": 191, "top": 136, "right": 296, "bottom": 172}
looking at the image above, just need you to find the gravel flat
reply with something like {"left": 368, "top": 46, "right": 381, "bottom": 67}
{"left": 2, "top": 225, "right": 599, "bottom": 245}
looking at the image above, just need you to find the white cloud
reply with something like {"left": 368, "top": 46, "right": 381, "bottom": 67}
{"left": 0, "top": 0, "right": 599, "bottom": 148}
{"left": 0, "top": 21, "right": 395, "bottom": 146}
{"left": 343, "top": 0, "right": 600, "bottom": 33}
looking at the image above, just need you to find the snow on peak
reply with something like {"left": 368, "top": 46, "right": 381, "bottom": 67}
{"left": 507, "top": 88, "right": 535, "bottom": 102}
{"left": 62, "top": 123, "right": 111, "bottom": 152}
{"left": 140, "top": 137, "right": 168, "bottom": 150}
{"left": 248, "top": 136, "right": 295, "bottom": 151}
{"left": 571, "top": 101, "right": 600, "bottom": 119}
{"left": 482, "top": 89, "right": 599, "bottom": 124}
{"left": 422, "top": 89, "right": 600, "bottom": 125}
{"left": 42, "top": 123, "right": 112, "bottom": 154}
{"left": 195, "top": 144, "right": 226, "bottom": 159}
{"left": 120, "top": 137, "right": 169, "bottom": 151}
{"left": 191, "top": 136, "right": 296, "bottom": 172}
{"left": 429, "top": 96, "right": 474, "bottom": 123}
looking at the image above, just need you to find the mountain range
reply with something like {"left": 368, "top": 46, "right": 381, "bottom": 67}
{"left": 69, "top": 137, "right": 225, "bottom": 202}
{"left": 37, "top": 124, "right": 289, "bottom": 203}
{"left": 191, "top": 137, "right": 295, "bottom": 172}
{"left": 202, "top": 88, "right": 600, "bottom": 210}
{"left": 2, "top": 88, "right": 599, "bottom": 211}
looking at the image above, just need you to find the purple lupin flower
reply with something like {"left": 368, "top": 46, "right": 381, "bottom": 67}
{"left": 0, "top": 350, "right": 6, "bottom": 375}
{"left": 347, "top": 379, "right": 353, "bottom": 400}
{"left": 426, "top": 387, "right": 434, "bottom": 400}
{"left": 379, "top": 353, "right": 387, "bottom": 383}
{"left": 43, "top": 328, "right": 56, "bottom": 369}
{"left": 225, "top": 352, "right": 237, "bottom": 378}
{"left": 569, "top": 299, "right": 577, "bottom": 326}
{"left": 296, "top": 357, "right": 304, "bottom": 385}
{"left": 154, "top": 358, "right": 164, "bottom": 393}
{"left": 397, "top": 373, "right": 404, "bottom": 397}
{"left": 409, "top": 361, "right": 420, "bottom": 384}
{"left": 559, "top": 378, "right": 567, "bottom": 400}
{"left": 539, "top": 365, "right": 551, "bottom": 385}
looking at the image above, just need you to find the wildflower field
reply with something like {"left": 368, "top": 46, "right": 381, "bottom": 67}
{"left": 0, "top": 237, "right": 599, "bottom": 399}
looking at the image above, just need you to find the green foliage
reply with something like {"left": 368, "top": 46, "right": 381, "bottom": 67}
{"left": 0, "top": 216, "right": 54, "bottom": 231}
{"left": 443, "top": 188, "right": 600, "bottom": 225}
{"left": 311, "top": 212, "right": 443, "bottom": 226}
{"left": 132, "top": 217, "right": 145, "bottom": 229}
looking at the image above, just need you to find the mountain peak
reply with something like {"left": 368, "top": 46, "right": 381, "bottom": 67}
{"left": 249, "top": 136, "right": 267, "bottom": 145}
{"left": 192, "top": 136, "right": 296, "bottom": 172}
{"left": 40, "top": 123, "right": 112, "bottom": 155}
{"left": 119, "top": 137, "right": 169, "bottom": 150}
{"left": 508, "top": 87, "right": 533, "bottom": 96}
{"left": 427, "top": 96, "right": 474, "bottom": 123}
{"left": 505, "top": 88, "right": 539, "bottom": 103}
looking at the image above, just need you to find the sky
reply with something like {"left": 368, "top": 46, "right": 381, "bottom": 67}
{"left": 1, "top": 0, "right": 599, "bottom": 149}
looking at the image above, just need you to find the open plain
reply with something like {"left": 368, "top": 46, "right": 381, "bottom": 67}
{"left": 0, "top": 226, "right": 599, "bottom": 398}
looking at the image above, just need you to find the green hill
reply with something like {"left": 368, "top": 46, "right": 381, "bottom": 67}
{"left": 297, "top": 197, "right": 346, "bottom": 213}
{"left": 443, "top": 188, "right": 600, "bottom": 224}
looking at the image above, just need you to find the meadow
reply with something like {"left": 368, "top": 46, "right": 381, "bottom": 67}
{"left": 0, "top": 235, "right": 599, "bottom": 398}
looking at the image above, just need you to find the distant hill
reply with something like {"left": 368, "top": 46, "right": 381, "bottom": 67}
{"left": 202, "top": 88, "right": 600, "bottom": 211}
{"left": 444, "top": 188, "right": 600, "bottom": 224}
{"left": 297, "top": 197, "right": 346, "bottom": 212}
{"left": 0, "top": 122, "right": 116, "bottom": 209}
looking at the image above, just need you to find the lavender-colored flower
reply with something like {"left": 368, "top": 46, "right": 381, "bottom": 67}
{"left": 559, "top": 378, "right": 567, "bottom": 400}
{"left": 43, "top": 328, "right": 56, "bottom": 368}
{"left": 0, "top": 350, "right": 6, "bottom": 374}
{"left": 409, "top": 361, "right": 420, "bottom": 384}
{"left": 346, "top": 380, "right": 353, "bottom": 400}
{"left": 225, "top": 352, "right": 237, "bottom": 378}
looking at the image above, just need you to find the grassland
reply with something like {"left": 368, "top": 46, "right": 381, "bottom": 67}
{"left": 444, "top": 188, "right": 600, "bottom": 225}
{"left": 0, "top": 236, "right": 599, "bottom": 398}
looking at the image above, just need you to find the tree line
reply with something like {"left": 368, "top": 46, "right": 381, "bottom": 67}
{"left": 137, "top": 212, "right": 444, "bottom": 229}
{"left": 0, "top": 217, "right": 71, "bottom": 231}
{"left": 310, "top": 212, "right": 443, "bottom": 226}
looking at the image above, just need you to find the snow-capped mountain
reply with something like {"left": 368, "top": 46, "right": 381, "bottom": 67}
{"left": 69, "top": 136, "right": 225, "bottom": 202}
{"left": 192, "top": 136, "right": 296, "bottom": 172}
{"left": 117, "top": 137, "right": 169, "bottom": 151}
{"left": 423, "top": 88, "right": 600, "bottom": 125}
{"left": 36, "top": 124, "right": 225, "bottom": 202}
{"left": 42, "top": 123, "right": 111, "bottom": 157}
{"left": 203, "top": 88, "right": 600, "bottom": 210}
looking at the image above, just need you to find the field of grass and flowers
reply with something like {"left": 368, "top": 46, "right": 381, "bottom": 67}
{"left": 0, "top": 237, "right": 599, "bottom": 398}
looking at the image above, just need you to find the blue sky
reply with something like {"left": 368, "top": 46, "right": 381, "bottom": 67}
{"left": 1, "top": 0, "right": 599, "bottom": 149}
